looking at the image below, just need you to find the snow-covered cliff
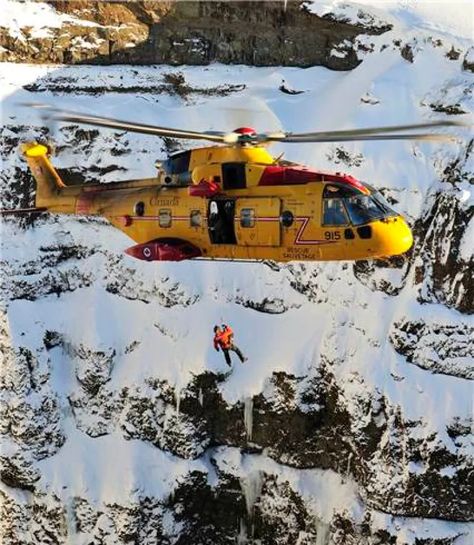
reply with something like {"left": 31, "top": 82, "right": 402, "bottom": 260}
{"left": 0, "top": 1, "right": 473, "bottom": 544}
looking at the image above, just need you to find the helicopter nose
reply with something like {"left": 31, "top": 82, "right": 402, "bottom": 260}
{"left": 371, "top": 216, "right": 413, "bottom": 257}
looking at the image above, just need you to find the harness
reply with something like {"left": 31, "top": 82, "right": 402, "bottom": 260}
{"left": 215, "top": 326, "right": 234, "bottom": 349}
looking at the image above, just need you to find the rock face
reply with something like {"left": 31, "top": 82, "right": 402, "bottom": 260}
{"left": 413, "top": 189, "right": 474, "bottom": 314}
{"left": 390, "top": 319, "right": 474, "bottom": 379}
{"left": 1, "top": 2, "right": 473, "bottom": 544}
{"left": 0, "top": 0, "right": 383, "bottom": 69}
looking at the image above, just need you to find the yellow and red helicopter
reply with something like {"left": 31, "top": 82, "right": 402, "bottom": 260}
{"left": 4, "top": 106, "right": 468, "bottom": 262}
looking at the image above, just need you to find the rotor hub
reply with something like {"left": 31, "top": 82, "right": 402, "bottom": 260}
{"left": 234, "top": 127, "right": 257, "bottom": 136}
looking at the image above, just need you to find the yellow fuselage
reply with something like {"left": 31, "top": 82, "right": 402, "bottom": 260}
{"left": 23, "top": 142, "right": 413, "bottom": 262}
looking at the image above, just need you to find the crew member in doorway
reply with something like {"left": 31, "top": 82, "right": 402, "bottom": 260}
{"left": 213, "top": 324, "right": 247, "bottom": 367}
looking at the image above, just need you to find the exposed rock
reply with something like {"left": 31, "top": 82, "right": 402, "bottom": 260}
{"left": 360, "top": 92, "right": 380, "bottom": 104}
{"left": 253, "top": 475, "right": 312, "bottom": 544}
{"left": 2, "top": 391, "right": 65, "bottom": 460}
{"left": 235, "top": 296, "right": 295, "bottom": 314}
{"left": 1, "top": 4, "right": 473, "bottom": 543}
{"left": 0, "top": 490, "right": 67, "bottom": 545}
{"left": 169, "top": 471, "right": 246, "bottom": 545}
{"left": 0, "top": 1, "right": 385, "bottom": 69}
{"left": 309, "top": 2, "right": 393, "bottom": 34}
{"left": 422, "top": 79, "right": 473, "bottom": 119}
{"left": 70, "top": 344, "right": 116, "bottom": 395}
{"left": 401, "top": 43, "right": 414, "bottom": 63}
{"left": 327, "top": 146, "right": 365, "bottom": 167}
{"left": 41, "top": 366, "right": 473, "bottom": 521}
{"left": 104, "top": 254, "right": 200, "bottom": 306}
{"left": 23, "top": 70, "right": 246, "bottom": 98}
{"left": 0, "top": 339, "right": 36, "bottom": 396}
{"left": 429, "top": 102, "right": 468, "bottom": 115}
{"left": 442, "top": 139, "right": 474, "bottom": 186}
{"left": 0, "top": 451, "right": 41, "bottom": 491}
{"left": 446, "top": 46, "right": 461, "bottom": 60}
{"left": 279, "top": 80, "right": 305, "bottom": 95}
{"left": 1, "top": 480, "right": 469, "bottom": 545}
{"left": 390, "top": 319, "right": 474, "bottom": 379}
{"left": 4, "top": 264, "right": 94, "bottom": 302}
{"left": 462, "top": 46, "right": 474, "bottom": 72}
{"left": 353, "top": 256, "right": 411, "bottom": 296}
{"left": 413, "top": 190, "right": 473, "bottom": 314}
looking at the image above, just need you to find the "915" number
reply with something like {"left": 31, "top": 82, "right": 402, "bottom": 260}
{"left": 324, "top": 231, "right": 341, "bottom": 240}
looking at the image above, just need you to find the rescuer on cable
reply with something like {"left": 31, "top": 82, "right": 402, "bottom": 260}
{"left": 213, "top": 324, "right": 247, "bottom": 367}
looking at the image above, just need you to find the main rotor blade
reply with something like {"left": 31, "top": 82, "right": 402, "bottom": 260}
{"left": 275, "top": 119, "right": 470, "bottom": 141}
{"left": 54, "top": 112, "right": 227, "bottom": 142}
{"left": 21, "top": 103, "right": 470, "bottom": 145}
{"left": 24, "top": 104, "right": 227, "bottom": 143}
{"left": 274, "top": 133, "right": 456, "bottom": 143}
{"left": 0, "top": 207, "right": 48, "bottom": 216}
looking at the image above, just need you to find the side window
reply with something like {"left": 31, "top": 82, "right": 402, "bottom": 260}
{"left": 134, "top": 201, "right": 145, "bottom": 216}
{"left": 159, "top": 209, "right": 172, "bottom": 228}
{"left": 190, "top": 210, "right": 201, "bottom": 227}
{"left": 240, "top": 208, "right": 255, "bottom": 228}
{"left": 167, "top": 150, "right": 191, "bottom": 174}
{"left": 323, "top": 198, "right": 349, "bottom": 226}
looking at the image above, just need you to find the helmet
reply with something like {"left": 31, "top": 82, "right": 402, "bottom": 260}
{"left": 214, "top": 325, "right": 220, "bottom": 333}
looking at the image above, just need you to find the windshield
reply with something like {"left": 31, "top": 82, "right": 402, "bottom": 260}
{"left": 344, "top": 194, "right": 396, "bottom": 226}
{"left": 371, "top": 191, "right": 396, "bottom": 215}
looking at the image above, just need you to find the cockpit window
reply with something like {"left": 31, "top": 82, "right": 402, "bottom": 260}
{"left": 344, "top": 195, "right": 393, "bottom": 226}
{"left": 164, "top": 151, "right": 191, "bottom": 175}
{"left": 371, "top": 191, "right": 396, "bottom": 215}
{"left": 323, "top": 198, "right": 349, "bottom": 226}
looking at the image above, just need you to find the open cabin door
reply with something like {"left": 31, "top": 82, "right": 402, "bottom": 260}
{"left": 235, "top": 197, "right": 281, "bottom": 247}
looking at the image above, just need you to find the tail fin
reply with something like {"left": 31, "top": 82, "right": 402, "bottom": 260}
{"left": 21, "top": 142, "right": 75, "bottom": 213}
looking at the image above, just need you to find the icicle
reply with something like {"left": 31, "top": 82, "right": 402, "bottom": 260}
{"left": 198, "top": 388, "right": 203, "bottom": 407}
{"left": 345, "top": 453, "right": 353, "bottom": 482}
{"left": 175, "top": 386, "right": 181, "bottom": 416}
{"left": 315, "top": 519, "right": 330, "bottom": 545}
{"left": 243, "top": 397, "right": 254, "bottom": 441}
{"left": 65, "top": 496, "right": 76, "bottom": 543}
{"left": 237, "top": 518, "right": 248, "bottom": 544}
{"left": 239, "top": 472, "right": 263, "bottom": 542}
{"left": 240, "top": 470, "right": 263, "bottom": 519}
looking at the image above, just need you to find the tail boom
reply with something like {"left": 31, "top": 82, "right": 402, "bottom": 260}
{"left": 22, "top": 142, "right": 78, "bottom": 214}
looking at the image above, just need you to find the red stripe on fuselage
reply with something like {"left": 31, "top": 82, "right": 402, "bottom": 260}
{"left": 294, "top": 217, "right": 336, "bottom": 245}
{"left": 128, "top": 215, "right": 335, "bottom": 246}
{"left": 258, "top": 165, "right": 369, "bottom": 194}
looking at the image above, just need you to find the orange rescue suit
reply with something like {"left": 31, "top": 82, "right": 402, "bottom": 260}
{"left": 214, "top": 326, "right": 234, "bottom": 350}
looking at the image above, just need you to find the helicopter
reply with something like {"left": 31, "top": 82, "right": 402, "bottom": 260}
{"left": 5, "top": 106, "right": 469, "bottom": 263}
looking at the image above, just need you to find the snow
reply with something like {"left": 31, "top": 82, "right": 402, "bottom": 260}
{"left": 370, "top": 510, "right": 474, "bottom": 545}
{"left": 1, "top": 1, "right": 474, "bottom": 541}
{"left": 3, "top": 214, "right": 472, "bottom": 440}
{"left": 459, "top": 215, "right": 473, "bottom": 261}
{"left": 22, "top": 439, "right": 470, "bottom": 543}
{"left": 213, "top": 447, "right": 360, "bottom": 523}
{"left": 329, "top": 47, "right": 347, "bottom": 58}
{"left": 439, "top": 465, "right": 457, "bottom": 478}
{"left": 2, "top": 49, "right": 472, "bottom": 422}
{"left": 305, "top": 0, "right": 474, "bottom": 39}
{"left": 0, "top": 0, "right": 98, "bottom": 41}
{"left": 36, "top": 426, "right": 212, "bottom": 504}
